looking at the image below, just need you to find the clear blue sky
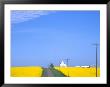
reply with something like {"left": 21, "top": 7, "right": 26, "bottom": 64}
{"left": 11, "top": 10, "right": 100, "bottom": 67}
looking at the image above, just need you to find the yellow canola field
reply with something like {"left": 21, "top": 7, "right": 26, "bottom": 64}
{"left": 11, "top": 66, "right": 43, "bottom": 77}
{"left": 55, "top": 67, "right": 100, "bottom": 77}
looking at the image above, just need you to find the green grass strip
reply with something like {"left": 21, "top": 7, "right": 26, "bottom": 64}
{"left": 50, "top": 68, "right": 66, "bottom": 77}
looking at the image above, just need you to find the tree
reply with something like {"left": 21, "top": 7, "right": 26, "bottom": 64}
{"left": 49, "top": 63, "right": 54, "bottom": 69}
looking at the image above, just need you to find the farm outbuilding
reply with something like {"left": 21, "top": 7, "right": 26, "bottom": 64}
{"left": 60, "top": 60, "right": 67, "bottom": 67}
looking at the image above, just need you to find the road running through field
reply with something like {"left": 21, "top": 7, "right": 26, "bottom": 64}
{"left": 42, "top": 68, "right": 54, "bottom": 77}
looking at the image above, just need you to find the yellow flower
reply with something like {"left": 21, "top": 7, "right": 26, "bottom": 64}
{"left": 55, "top": 67, "right": 100, "bottom": 77}
{"left": 11, "top": 66, "right": 43, "bottom": 77}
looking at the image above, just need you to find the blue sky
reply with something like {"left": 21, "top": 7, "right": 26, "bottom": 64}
{"left": 11, "top": 10, "right": 100, "bottom": 67}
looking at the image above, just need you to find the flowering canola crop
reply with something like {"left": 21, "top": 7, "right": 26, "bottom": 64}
{"left": 11, "top": 66, "right": 43, "bottom": 77}
{"left": 55, "top": 67, "right": 100, "bottom": 77}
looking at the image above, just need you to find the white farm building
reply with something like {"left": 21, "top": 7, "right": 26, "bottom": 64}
{"left": 60, "top": 60, "right": 67, "bottom": 67}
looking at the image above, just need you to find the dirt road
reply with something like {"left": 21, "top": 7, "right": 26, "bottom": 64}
{"left": 42, "top": 68, "right": 54, "bottom": 77}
